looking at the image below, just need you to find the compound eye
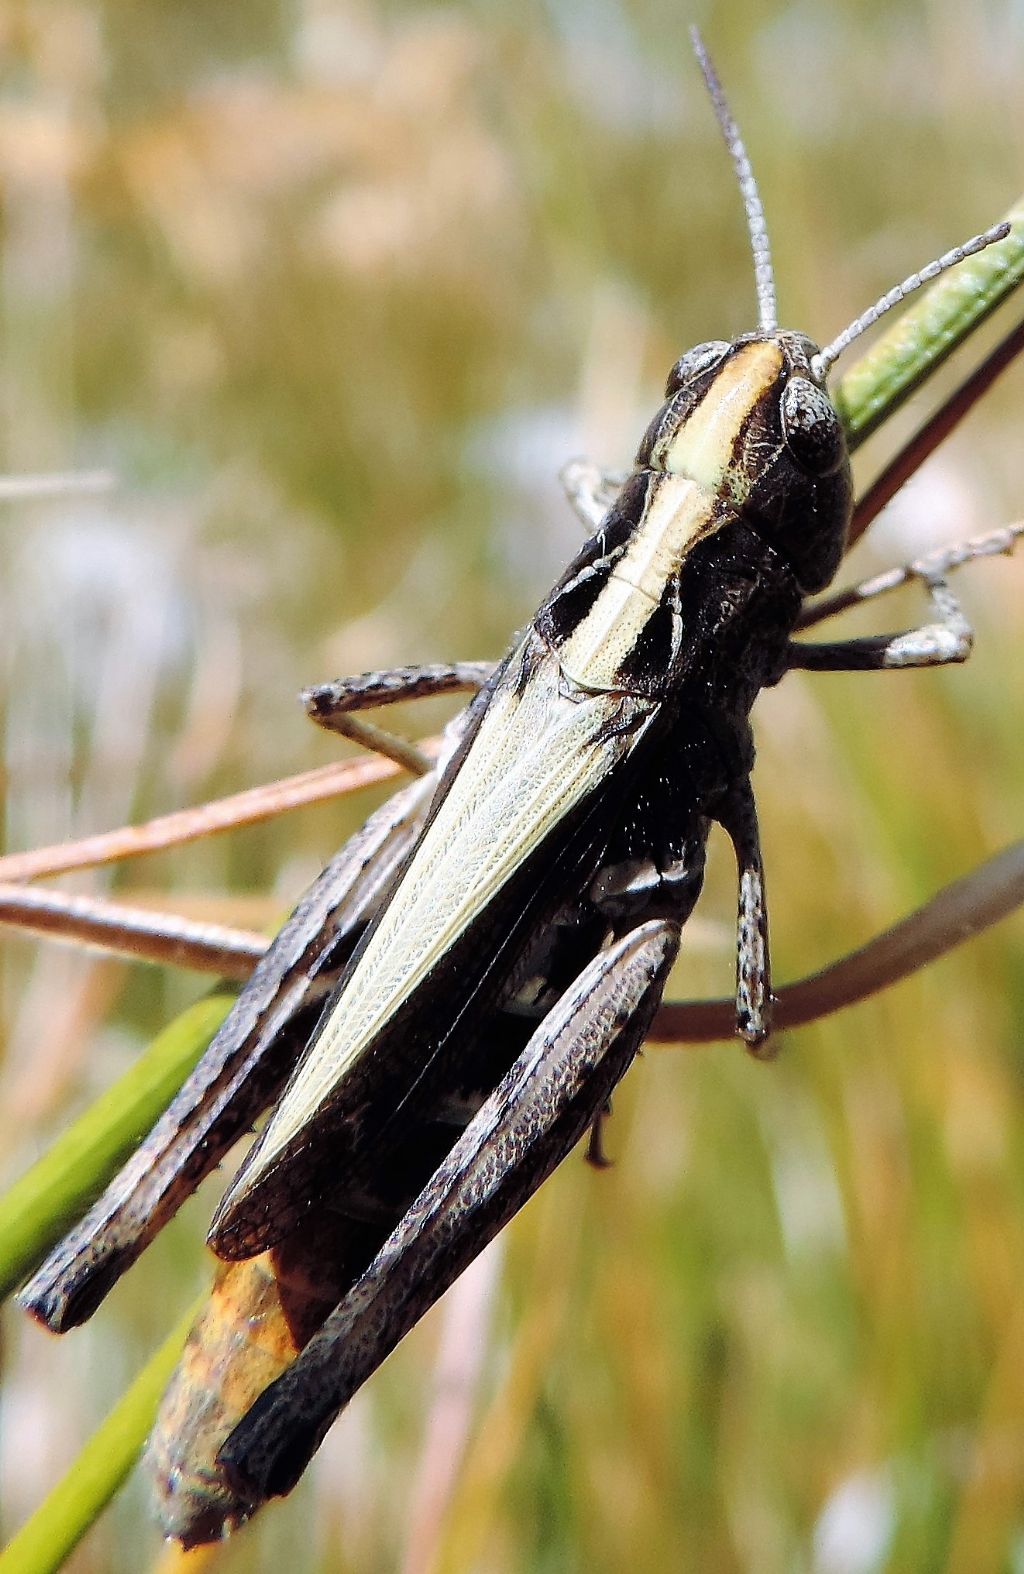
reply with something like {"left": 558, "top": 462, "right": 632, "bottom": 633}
{"left": 780, "top": 377, "right": 845, "bottom": 474}
{"left": 665, "top": 340, "right": 730, "bottom": 397}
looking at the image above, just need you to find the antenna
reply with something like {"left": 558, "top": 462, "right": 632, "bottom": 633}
{"left": 811, "top": 220, "right": 1011, "bottom": 381}
{"left": 690, "top": 27, "right": 777, "bottom": 334}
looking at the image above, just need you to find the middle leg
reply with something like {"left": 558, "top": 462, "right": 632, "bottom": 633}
{"left": 715, "top": 777, "right": 772, "bottom": 1053}
{"left": 303, "top": 660, "right": 495, "bottom": 775}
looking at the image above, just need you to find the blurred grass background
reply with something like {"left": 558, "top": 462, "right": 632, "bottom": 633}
{"left": 0, "top": 1, "right": 1022, "bottom": 1570}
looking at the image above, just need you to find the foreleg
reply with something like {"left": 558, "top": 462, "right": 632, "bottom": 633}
{"left": 796, "top": 521, "right": 1022, "bottom": 635}
{"left": 788, "top": 574, "right": 973, "bottom": 673}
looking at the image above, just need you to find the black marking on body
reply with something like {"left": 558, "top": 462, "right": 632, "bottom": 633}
{"left": 537, "top": 472, "right": 651, "bottom": 645}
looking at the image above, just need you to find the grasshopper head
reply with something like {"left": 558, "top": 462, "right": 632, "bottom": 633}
{"left": 638, "top": 331, "right": 853, "bottom": 594}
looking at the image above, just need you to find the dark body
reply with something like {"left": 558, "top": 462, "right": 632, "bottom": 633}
{"left": 21, "top": 330, "right": 857, "bottom": 1541}
{"left": 208, "top": 333, "right": 849, "bottom": 1262}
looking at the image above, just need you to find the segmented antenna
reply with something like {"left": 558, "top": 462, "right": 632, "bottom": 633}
{"left": 811, "top": 220, "right": 1011, "bottom": 381}
{"left": 690, "top": 27, "right": 777, "bottom": 334}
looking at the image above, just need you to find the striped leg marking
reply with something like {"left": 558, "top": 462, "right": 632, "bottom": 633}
{"left": 717, "top": 779, "right": 772, "bottom": 1052}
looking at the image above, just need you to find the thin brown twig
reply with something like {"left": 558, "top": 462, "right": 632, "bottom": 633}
{"left": 0, "top": 743, "right": 440, "bottom": 884}
{"left": 1, "top": 845, "right": 1018, "bottom": 1042}
{"left": 0, "top": 883, "right": 265, "bottom": 979}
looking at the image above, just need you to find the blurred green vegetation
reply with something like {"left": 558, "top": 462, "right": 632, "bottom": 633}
{"left": 0, "top": 2, "right": 1021, "bottom": 1572}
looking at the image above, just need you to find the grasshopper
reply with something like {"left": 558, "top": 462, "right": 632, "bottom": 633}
{"left": 16, "top": 31, "right": 1019, "bottom": 1546}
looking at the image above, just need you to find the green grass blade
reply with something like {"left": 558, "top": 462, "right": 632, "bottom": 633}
{"left": 0, "top": 995, "right": 233, "bottom": 1300}
{"left": 0, "top": 1298, "right": 204, "bottom": 1574}
{"left": 836, "top": 194, "right": 1024, "bottom": 447}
